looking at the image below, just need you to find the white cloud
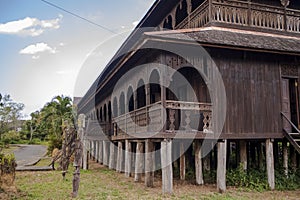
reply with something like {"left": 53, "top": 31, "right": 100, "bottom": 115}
{"left": 0, "top": 15, "right": 62, "bottom": 37}
{"left": 132, "top": 21, "right": 139, "bottom": 27}
{"left": 19, "top": 43, "right": 57, "bottom": 55}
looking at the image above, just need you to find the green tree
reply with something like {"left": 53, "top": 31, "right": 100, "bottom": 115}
{"left": 0, "top": 94, "right": 24, "bottom": 140}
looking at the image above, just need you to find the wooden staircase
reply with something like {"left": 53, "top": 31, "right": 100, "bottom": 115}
{"left": 281, "top": 112, "right": 300, "bottom": 154}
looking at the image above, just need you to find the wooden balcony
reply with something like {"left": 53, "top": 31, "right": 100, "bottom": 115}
{"left": 176, "top": 0, "right": 300, "bottom": 33}
{"left": 112, "top": 100, "right": 212, "bottom": 140}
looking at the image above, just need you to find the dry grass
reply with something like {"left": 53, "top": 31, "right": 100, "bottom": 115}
{"left": 2, "top": 160, "right": 298, "bottom": 200}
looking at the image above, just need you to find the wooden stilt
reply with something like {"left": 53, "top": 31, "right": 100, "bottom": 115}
{"left": 283, "top": 140, "right": 288, "bottom": 176}
{"left": 109, "top": 142, "right": 116, "bottom": 169}
{"left": 125, "top": 140, "right": 132, "bottom": 177}
{"left": 240, "top": 140, "right": 247, "bottom": 170}
{"left": 266, "top": 139, "right": 275, "bottom": 190}
{"left": 291, "top": 146, "right": 297, "bottom": 172}
{"left": 82, "top": 139, "right": 88, "bottom": 170}
{"left": 180, "top": 142, "right": 186, "bottom": 180}
{"left": 258, "top": 142, "right": 264, "bottom": 170}
{"left": 217, "top": 140, "right": 227, "bottom": 193}
{"left": 145, "top": 139, "right": 154, "bottom": 187}
{"left": 98, "top": 140, "right": 103, "bottom": 164}
{"left": 195, "top": 140, "right": 204, "bottom": 185}
{"left": 116, "top": 141, "right": 123, "bottom": 172}
{"left": 134, "top": 142, "right": 144, "bottom": 182}
{"left": 161, "top": 139, "right": 173, "bottom": 194}
{"left": 95, "top": 141, "right": 99, "bottom": 163}
{"left": 103, "top": 141, "right": 109, "bottom": 166}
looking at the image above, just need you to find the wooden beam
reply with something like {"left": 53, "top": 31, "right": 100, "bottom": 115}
{"left": 161, "top": 139, "right": 173, "bottom": 194}
{"left": 217, "top": 140, "right": 227, "bottom": 193}
{"left": 180, "top": 142, "right": 186, "bottom": 180}
{"left": 109, "top": 142, "right": 116, "bottom": 170}
{"left": 125, "top": 140, "right": 132, "bottom": 177}
{"left": 82, "top": 139, "right": 88, "bottom": 170}
{"left": 145, "top": 139, "right": 155, "bottom": 187}
{"left": 116, "top": 141, "right": 123, "bottom": 173}
{"left": 240, "top": 140, "right": 247, "bottom": 170}
{"left": 134, "top": 142, "right": 144, "bottom": 182}
{"left": 95, "top": 141, "right": 99, "bottom": 163}
{"left": 266, "top": 139, "right": 275, "bottom": 190}
{"left": 98, "top": 140, "right": 103, "bottom": 164}
{"left": 103, "top": 141, "right": 109, "bottom": 167}
{"left": 283, "top": 140, "right": 288, "bottom": 177}
{"left": 195, "top": 140, "right": 204, "bottom": 185}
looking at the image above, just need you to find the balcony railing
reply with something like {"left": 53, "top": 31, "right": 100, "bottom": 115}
{"left": 176, "top": 0, "right": 300, "bottom": 33}
{"left": 112, "top": 100, "right": 212, "bottom": 137}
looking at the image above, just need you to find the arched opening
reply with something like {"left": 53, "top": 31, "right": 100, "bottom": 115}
{"left": 119, "top": 92, "right": 125, "bottom": 115}
{"left": 175, "top": 1, "right": 188, "bottom": 27}
{"left": 137, "top": 79, "right": 146, "bottom": 109}
{"left": 100, "top": 107, "right": 103, "bottom": 122}
{"left": 163, "top": 15, "right": 173, "bottom": 30}
{"left": 108, "top": 101, "right": 112, "bottom": 123}
{"left": 150, "top": 69, "right": 161, "bottom": 104}
{"left": 113, "top": 97, "right": 118, "bottom": 118}
{"left": 103, "top": 104, "right": 107, "bottom": 122}
{"left": 96, "top": 108, "right": 99, "bottom": 121}
{"left": 127, "top": 86, "right": 134, "bottom": 112}
{"left": 191, "top": 0, "right": 204, "bottom": 12}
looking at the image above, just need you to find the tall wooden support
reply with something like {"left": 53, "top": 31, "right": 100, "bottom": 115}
{"left": 266, "top": 139, "right": 275, "bottom": 190}
{"left": 103, "top": 141, "right": 109, "bottom": 166}
{"left": 282, "top": 140, "right": 288, "bottom": 176}
{"left": 109, "top": 142, "right": 116, "bottom": 169}
{"left": 195, "top": 140, "right": 204, "bottom": 185}
{"left": 145, "top": 139, "right": 155, "bottom": 187}
{"left": 240, "top": 140, "right": 247, "bottom": 170}
{"left": 98, "top": 140, "right": 103, "bottom": 164}
{"left": 180, "top": 142, "right": 186, "bottom": 180}
{"left": 125, "top": 140, "right": 132, "bottom": 177}
{"left": 217, "top": 140, "right": 227, "bottom": 193}
{"left": 134, "top": 142, "right": 144, "bottom": 182}
{"left": 95, "top": 141, "right": 99, "bottom": 163}
{"left": 116, "top": 141, "right": 124, "bottom": 173}
{"left": 161, "top": 139, "right": 173, "bottom": 194}
{"left": 82, "top": 139, "right": 88, "bottom": 170}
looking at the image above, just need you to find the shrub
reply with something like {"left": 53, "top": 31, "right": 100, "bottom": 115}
{"left": 1, "top": 130, "right": 21, "bottom": 145}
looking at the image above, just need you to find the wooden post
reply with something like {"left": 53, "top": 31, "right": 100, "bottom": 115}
{"left": 95, "top": 141, "right": 99, "bottom": 163}
{"left": 195, "top": 140, "right": 204, "bottom": 185}
{"left": 283, "top": 140, "right": 288, "bottom": 177}
{"left": 217, "top": 140, "right": 227, "bottom": 193}
{"left": 134, "top": 142, "right": 144, "bottom": 182}
{"left": 145, "top": 139, "right": 155, "bottom": 187}
{"left": 125, "top": 140, "right": 132, "bottom": 177}
{"left": 291, "top": 146, "right": 297, "bottom": 172}
{"left": 116, "top": 141, "right": 123, "bottom": 173}
{"left": 98, "top": 140, "right": 103, "bottom": 164}
{"left": 266, "top": 139, "right": 275, "bottom": 190}
{"left": 109, "top": 142, "right": 116, "bottom": 169}
{"left": 82, "top": 139, "right": 88, "bottom": 170}
{"left": 240, "top": 140, "right": 247, "bottom": 170}
{"left": 180, "top": 142, "right": 186, "bottom": 180}
{"left": 103, "top": 141, "right": 109, "bottom": 166}
{"left": 161, "top": 139, "right": 173, "bottom": 194}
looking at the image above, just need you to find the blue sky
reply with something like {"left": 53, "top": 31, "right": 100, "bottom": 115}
{"left": 0, "top": 0, "right": 155, "bottom": 117}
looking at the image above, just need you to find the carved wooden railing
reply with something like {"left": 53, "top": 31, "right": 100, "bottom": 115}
{"left": 165, "top": 100, "right": 212, "bottom": 133}
{"left": 112, "top": 100, "right": 213, "bottom": 137}
{"left": 176, "top": 0, "right": 300, "bottom": 33}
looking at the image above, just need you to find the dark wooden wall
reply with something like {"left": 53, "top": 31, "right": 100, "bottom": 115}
{"left": 212, "top": 49, "right": 283, "bottom": 135}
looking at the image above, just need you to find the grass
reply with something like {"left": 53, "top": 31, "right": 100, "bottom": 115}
{"left": 6, "top": 161, "right": 299, "bottom": 200}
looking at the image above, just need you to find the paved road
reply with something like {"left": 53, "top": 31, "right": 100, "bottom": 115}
{"left": 14, "top": 145, "right": 48, "bottom": 167}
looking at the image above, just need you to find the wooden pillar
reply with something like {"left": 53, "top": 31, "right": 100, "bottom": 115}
{"left": 291, "top": 146, "right": 297, "bottom": 172}
{"left": 217, "top": 140, "right": 227, "bottom": 193}
{"left": 116, "top": 141, "right": 123, "bottom": 173}
{"left": 282, "top": 140, "right": 288, "bottom": 176}
{"left": 145, "top": 139, "right": 155, "bottom": 187}
{"left": 125, "top": 140, "right": 132, "bottom": 177}
{"left": 134, "top": 142, "right": 144, "bottom": 182}
{"left": 95, "top": 141, "right": 99, "bottom": 163}
{"left": 103, "top": 141, "right": 109, "bottom": 166}
{"left": 180, "top": 142, "right": 186, "bottom": 180}
{"left": 109, "top": 142, "right": 116, "bottom": 169}
{"left": 161, "top": 139, "right": 173, "bottom": 194}
{"left": 195, "top": 140, "right": 204, "bottom": 185}
{"left": 82, "top": 139, "right": 88, "bottom": 170}
{"left": 240, "top": 140, "right": 247, "bottom": 170}
{"left": 266, "top": 139, "right": 275, "bottom": 190}
{"left": 98, "top": 140, "right": 103, "bottom": 164}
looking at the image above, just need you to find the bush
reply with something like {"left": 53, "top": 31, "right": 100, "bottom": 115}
{"left": 1, "top": 131, "right": 21, "bottom": 145}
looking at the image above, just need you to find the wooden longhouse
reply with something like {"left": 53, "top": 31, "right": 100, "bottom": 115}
{"left": 77, "top": 0, "right": 300, "bottom": 193}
